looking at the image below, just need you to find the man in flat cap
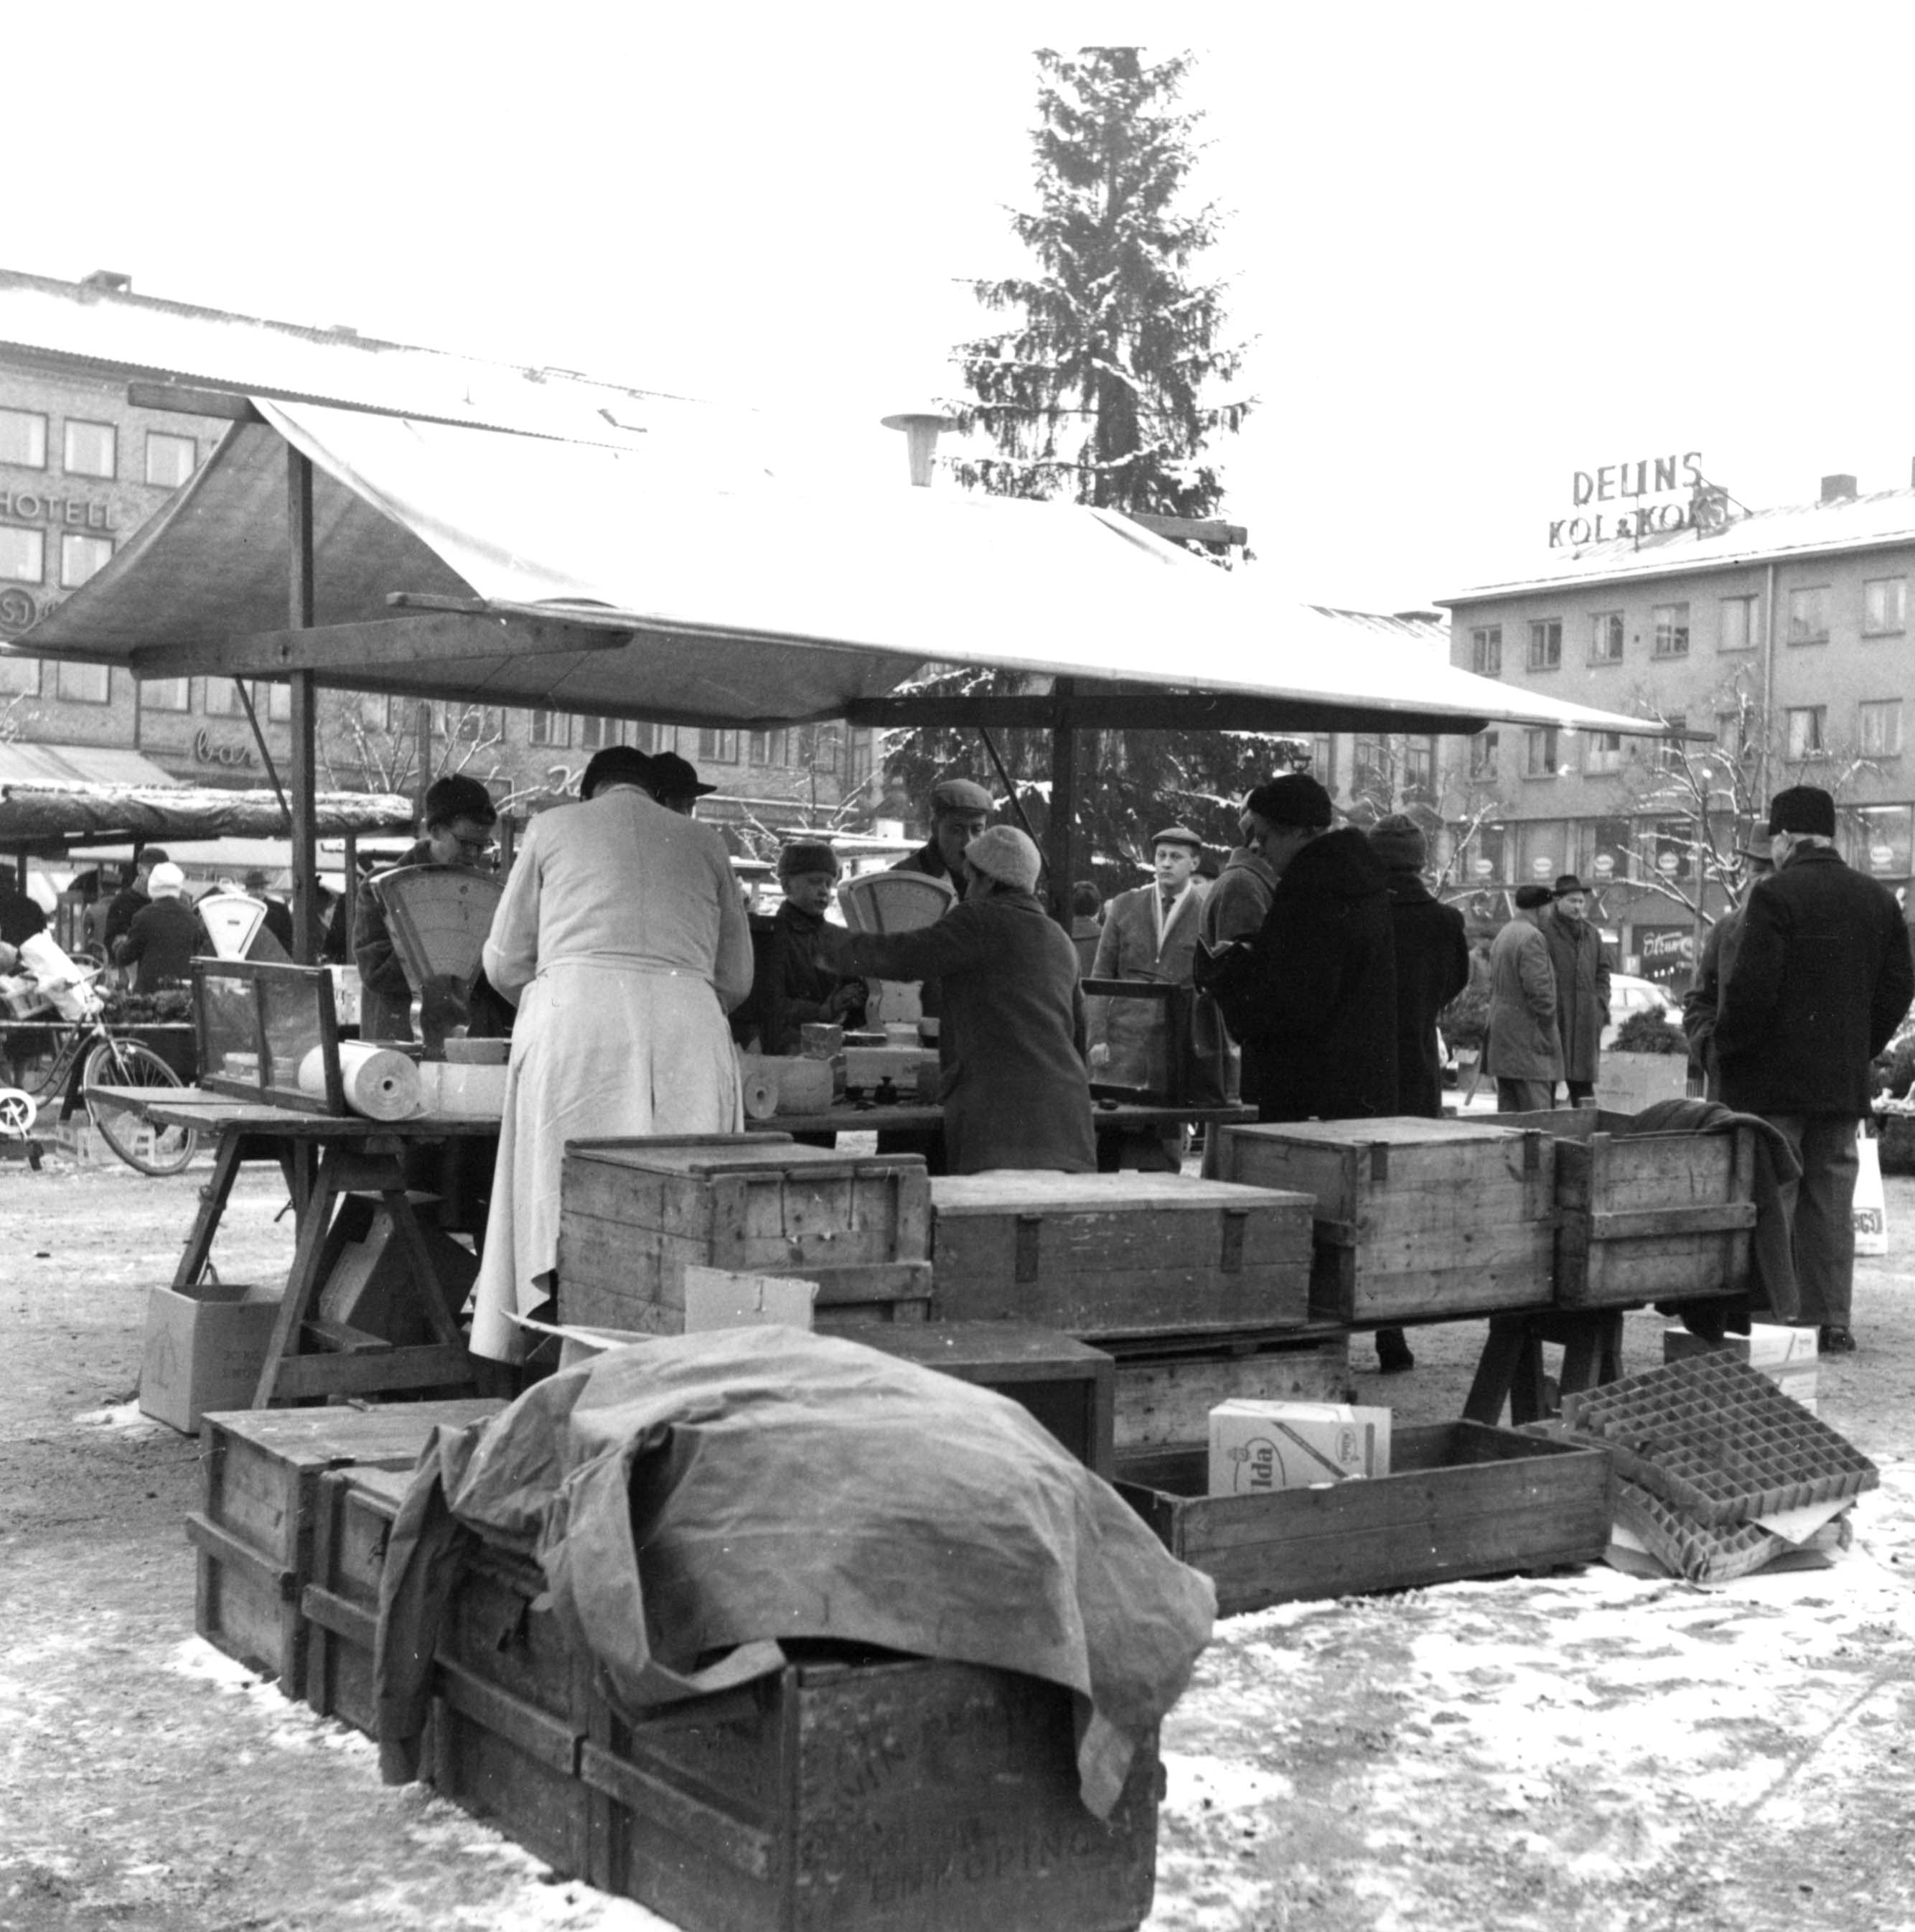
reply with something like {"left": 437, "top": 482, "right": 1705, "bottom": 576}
{"left": 1484, "top": 883, "right": 1562, "bottom": 1112}
{"left": 1542, "top": 872, "right": 1611, "bottom": 1106}
{"left": 1715, "top": 785, "right": 1914, "bottom": 1353}
{"left": 894, "top": 777, "right": 995, "bottom": 892}
{"left": 1232, "top": 774, "right": 1397, "bottom": 1124}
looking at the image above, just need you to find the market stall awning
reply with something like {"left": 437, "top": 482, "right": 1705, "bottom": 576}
{"left": 0, "top": 781, "right": 412, "bottom": 850}
{"left": 0, "top": 742, "right": 183, "bottom": 788}
{"left": 7, "top": 401, "right": 1661, "bottom": 740}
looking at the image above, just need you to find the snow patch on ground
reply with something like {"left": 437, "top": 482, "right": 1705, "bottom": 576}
{"left": 71, "top": 1399, "right": 164, "bottom": 1433}
{"left": 164, "top": 1635, "right": 270, "bottom": 1692}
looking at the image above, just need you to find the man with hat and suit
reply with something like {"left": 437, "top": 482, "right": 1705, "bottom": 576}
{"left": 1542, "top": 872, "right": 1611, "bottom": 1106}
{"left": 647, "top": 751, "right": 718, "bottom": 816}
{"left": 1715, "top": 784, "right": 1914, "bottom": 1353}
{"left": 1484, "top": 885, "right": 1563, "bottom": 1114}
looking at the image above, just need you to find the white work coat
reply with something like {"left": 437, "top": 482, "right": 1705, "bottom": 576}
{"left": 469, "top": 787, "right": 754, "bottom": 1361}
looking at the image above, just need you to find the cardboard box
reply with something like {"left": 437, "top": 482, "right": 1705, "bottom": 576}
{"left": 1664, "top": 1325, "right": 1818, "bottom": 1414}
{"left": 139, "top": 1280, "right": 284, "bottom": 1433}
{"left": 1207, "top": 1399, "right": 1392, "bottom": 1497}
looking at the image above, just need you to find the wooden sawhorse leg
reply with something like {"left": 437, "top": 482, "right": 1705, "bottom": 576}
{"left": 173, "top": 1129, "right": 291, "bottom": 1289}
{"left": 1464, "top": 1310, "right": 1626, "bottom": 1427}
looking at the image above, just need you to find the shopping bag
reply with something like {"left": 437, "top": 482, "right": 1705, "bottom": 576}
{"left": 1854, "top": 1121, "right": 1888, "bottom": 1258}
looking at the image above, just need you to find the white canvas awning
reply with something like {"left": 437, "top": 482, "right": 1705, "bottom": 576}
{"left": 8, "top": 400, "right": 1660, "bottom": 740}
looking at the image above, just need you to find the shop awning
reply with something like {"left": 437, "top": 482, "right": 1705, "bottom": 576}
{"left": 0, "top": 742, "right": 183, "bottom": 788}
{"left": 0, "top": 781, "right": 412, "bottom": 851}
{"left": 8, "top": 401, "right": 1659, "bottom": 741}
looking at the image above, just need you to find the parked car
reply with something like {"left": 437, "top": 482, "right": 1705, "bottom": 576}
{"left": 1601, "top": 973, "right": 1679, "bottom": 1050}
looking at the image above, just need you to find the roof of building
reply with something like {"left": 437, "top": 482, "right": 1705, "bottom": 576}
{"left": 1441, "top": 486, "right": 1915, "bottom": 604}
{"left": 1303, "top": 605, "right": 1448, "bottom": 647}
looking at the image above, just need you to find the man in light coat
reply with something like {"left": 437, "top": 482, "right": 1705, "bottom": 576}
{"left": 1087, "top": 825, "right": 1211, "bottom": 1091}
{"left": 1484, "top": 885, "right": 1563, "bottom": 1113}
{"left": 1542, "top": 873, "right": 1611, "bottom": 1105}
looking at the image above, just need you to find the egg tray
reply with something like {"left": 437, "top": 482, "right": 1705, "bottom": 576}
{"left": 1613, "top": 1479, "right": 1853, "bottom": 1585}
{"left": 1559, "top": 1352, "right": 1877, "bottom": 1528}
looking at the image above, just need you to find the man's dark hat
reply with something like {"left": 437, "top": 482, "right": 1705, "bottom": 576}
{"left": 1149, "top": 823, "right": 1204, "bottom": 851}
{"left": 1766, "top": 784, "right": 1835, "bottom": 838}
{"left": 1553, "top": 873, "right": 1591, "bottom": 897}
{"left": 579, "top": 745, "right": 656, "bottom": 801}
{"left": 648, "top": 751, "right": 717, "bottom": 798}
{"left": 1245, "top": 773, "right": 1333, "bottom": 830}
{"left": 1514, "top": 884, "right": 1555, "bottom": 910}
{"left": 1367, "top": 814, "right": 1426, "bottom": 872}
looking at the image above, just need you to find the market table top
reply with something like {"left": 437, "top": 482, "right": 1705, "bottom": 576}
{"left": 80, "top": 1086, "right": 501, "bottom": 1139}
{"left": 746, "top": 1099, "right": 1258, "bottom": 1137}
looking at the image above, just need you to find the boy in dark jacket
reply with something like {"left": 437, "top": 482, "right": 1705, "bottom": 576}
{"left": 751, "top": 841, "right": 865, "bottom": 1054}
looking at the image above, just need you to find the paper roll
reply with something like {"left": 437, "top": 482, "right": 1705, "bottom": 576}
{"left": 741, "top": 1073, "right": 779, "bottom": 1121}
{"left": 300, "top": 1041, "right": 424, "bottom": 1121}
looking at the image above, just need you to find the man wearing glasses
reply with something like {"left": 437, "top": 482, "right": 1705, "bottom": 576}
{"left": 352, "top": 773, "right": 501, "bottom": 1042}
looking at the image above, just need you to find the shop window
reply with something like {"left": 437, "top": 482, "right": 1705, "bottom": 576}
{"left": 60, "top": 532, "right": 113, "bottom": 589}
{"left": 1590, "top": 612, "right": 1624, "bottom": 663}
{"left": 1786, "top": 705, "right": 1827, "bottom": 760}
{"left": 0, "top": 526, "right": 45, "bottom": 582}
{"left": 1526, "top": 619, "right": 1562, "bottom": 671}
{"left": 62, "top": 421, "right": 116, "bottom": 480}
{"left": 1586, "top": 818, "right": 1632, "bottom": 887}
{"left": 1649, "top": 820, "right": 1695, "bottom": 881}
{"left": 0, "top": 654, "right": 40, "bottom": 694}
{"left": 1517, "top": 821, "right": 1567, "bottom": 890}
{"left": 1464, "top": 823, "right": 1507, "bottom": 883}
{"left": 1787, "top": 585, "right": 1830, "bottom": 644}
{"left": 139, "top": 677, "right": 190, "bottom": 712}
{"left": 1467, "top": 729, "right": 1499, "bottom": 780}
{"left": 0, "top": 409, "right": 47, "bottom": 469}
{"left": 57, "top": 661, "right": 111, "bottom": 704}
{"left": 1853, "top": 805, "right": 1914, "bottom": 878}
{"left": 1469, "top": 625, "right": 1502, "bottom": 676}
{"left": 1858, "top": 699, "right": 1903, "bottom": 758}
{"left": 1522, "top": 727, "right": 1560, "bottom": 778}
{"left": 1864, "top": 577, "right": 1906, "bottom": 636}
{"left": 1718, "top": 594, "right": 1759, "bottom": 651}
{"left": 1651, "top": 602, "right": 1690, "bottom": 658}
{"left": 1583, "top": 731, "right": 1624, "bottom": 775}
{"left": 144, "top": 431, "right": 197, "bottom": 487}
{"left": 530, "top": 709, "right": 571, "bottom": 748}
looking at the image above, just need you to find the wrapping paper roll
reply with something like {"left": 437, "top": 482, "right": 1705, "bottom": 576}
{"left": 741, "top": 1071, "right": 779, "bottom": 1121}
{"left": 299, "top": 1042, "right": 423, "bottom": 1121}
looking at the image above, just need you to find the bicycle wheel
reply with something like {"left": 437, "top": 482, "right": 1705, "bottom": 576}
{"left": 83, "top": 1039, "right": 200, "bottom": 1177}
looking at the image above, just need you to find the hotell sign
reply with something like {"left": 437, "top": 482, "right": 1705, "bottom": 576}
{"left": 1548, "top": 451, "right": 1705, "bottom": 549}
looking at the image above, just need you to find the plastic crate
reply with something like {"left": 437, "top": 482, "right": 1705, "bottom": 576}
{"left": 1560, "top": 1353, "right": 1876, "bottom": 1527}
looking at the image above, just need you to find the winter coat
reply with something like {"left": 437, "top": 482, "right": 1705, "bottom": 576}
{"left": 1542, "top": 907, "right": 1611, "bottom": 1083}
{"left": 1715, "top": 844, "right": 1915, "bottom": 1117}
{"left": 1197, "top": 846, "right": 1276, "bottom": 1102}
{"left": 1383, "top": 872, "right": 1471, "bottom": 1117}
{"left": 353, "top": 841, "right": 510, "bottom": 1042}
{"left": 846, "top": 888, "right": 1095, "bottom": 1174}
{"left": 753, "top": 900, "right": 864, "bottom": 1055}
{"left": 1681, "top": 908, "right": 1748, "bottom": 1101}
{"left": 1483, "top": 917, "right": 1563, "bottom": 1083}
{"left": 102, "top": 885, "right": 148, "bottom": 956}
{"left": 113, "top": 896, "right": 202, "bottom": 991}
{"left": 1238, "top": 826, "right": 1397, "bottom": 1123}
{"left": 1087, "top": 877, "right": 1209, "bottom": 1091}
{"left": 1071, "top": 915, "right": 1103, "bottom": 978}
{"left": 0, "top": 887, "right": 46, "bottom": 949}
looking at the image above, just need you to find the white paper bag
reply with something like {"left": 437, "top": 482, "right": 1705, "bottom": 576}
{"left": 1854, "top": 1122, "right": 1888, "bottom": 1257}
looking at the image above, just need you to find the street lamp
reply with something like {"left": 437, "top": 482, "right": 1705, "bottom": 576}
{"left": 880, "top": 406, "right": 958, "bottom": 488}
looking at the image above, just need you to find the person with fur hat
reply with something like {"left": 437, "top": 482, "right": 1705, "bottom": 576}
{"left": 1227, "top": 774, "right": 1398, "bottom": 1124}
{"left": 746, "top": 839, "right": 866, "bottom": 1055}
{"left": 1715, "top": 785, "right": 1915, "bottom": 1353}
{"left": 1484, "top": 884, "right": 1563, "bottom": 1112}
{"left": 112, "top": 862, "right": 202, "bottom": 991}
{"left": 821, "top": 823, "right": 1094, "bottom": 1173}
{"left": 1542, "top": 872, "right": 1611, "bottom": 1105}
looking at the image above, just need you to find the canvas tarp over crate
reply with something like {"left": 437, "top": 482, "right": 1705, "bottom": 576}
{"left": 375, "top": 1326, "right": 1215, "bottom": 1819}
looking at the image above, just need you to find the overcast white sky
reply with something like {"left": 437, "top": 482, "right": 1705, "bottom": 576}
{"left": 11, "top": 6, "right": 1915, "bottom": 612}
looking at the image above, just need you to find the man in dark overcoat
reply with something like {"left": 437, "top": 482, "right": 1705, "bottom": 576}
{"left": 1715, "top": 785, "right": 1915, "bottom": 1353}
{"left": 1682, "top": 843, "right": 1771, "bottom": 1099}
{"left": 1197, "top": 817, "right": 1277, "bottom": 1107}
{"left": 1237, "top": 774, "right": 1397, "bottom": 1125}
{"left": 1542, "top": 873, "right": 1611, "bottom": 1105}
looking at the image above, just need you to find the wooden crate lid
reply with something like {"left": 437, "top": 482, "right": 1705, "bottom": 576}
{"left": 1226, "top": 1116, "right": 1534, "bottom": 1149}
{"left": 930, "top": 1172, "right": 1312, "bottom": 1215}
{"left": 566, "top": 1134, "right": 926, "bottom": 1181}
{"left": 200, "top": 1398, "right": 505, "bottom": 1467}
{"left": 854, "top": 1321, "right": 1113, "bottom": 1372}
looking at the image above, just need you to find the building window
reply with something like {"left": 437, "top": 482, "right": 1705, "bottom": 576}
{"left": 1586, "top": 818, "right": 1632, "bottom": 887}
{"left": 0, "top": 409, "right": 47, "bottom": 469}
{"left": 1469, "top": 626, "right": 1502, "bottom": 676}
{"left": 529, "top": 708, "right": 571, "bottom": 747}
{"left": 749, "top": 728, "right": 793, "bottom": 767}
{"left": 1719, "top": 594, "right": 1759, "bottom": 652}
{"left": 698, "top": 727, "right": 741, "bottom": 765}
{"left": 63, "top": 421, "right": 116, "bottom": 480}
{"left": 56, "top": 661, "right": 111, "bottom": 704}
{"left": 1467, "top": 729, "right": 1499, "bottom": 780}
{"left": 1852, "top": 805, "right": 1914, "bottom": 878}
{"left": 144, "top": 432, "right": 197, "bottom": 487}
{"left": 579, "top": 715, "right": 633, "bottom": 751}
{"left": 1352, "top": 733, "right": 1385, "bottom": 793}
{"left": 204, "top": 679, "right": 246, "bottom": 717}
{"left": 0, "top": 654, "right": 40, "bottom": 695}
{"left": 139, "top": 677, "right": 190, "bottom": 712}
{"left": 1526, "top": 619, "right": 1563, "bottom": 671}
{"left": 1583, "top": 731, "right": 1624, "bottom": 775}
{"left": 1309, "top": 734, "right": 1336, "bottom": 789}
{"left": 60, "top": 533, "right": 113, "bottom": 588}
{"left": 1787, "top": 585, "right": 1830, "bottom": 644}
{"left": 0, "top": 526, "right": 45, "bottom": 582}
{"left": 1864, "top": 577, "right": 1906, "bottom": 636}
{"left": 1655, "top": 713, "right": 1687, "bottom": 772}
{"left": 1590, "top": 612, "right": 1624, "bottom": 664}
{"left": 1403, "top": 735, "right": 1436, "bottom": 800}
{"left": 1651, "top": 603, "right": 1690, "bottom": 658}
{"left": 1650, "top": 820, "right": 1695, "bottom": 881}
{"left": 1785, "top": 705, "right": 1827, "bottom": 760}
{"left": 1858, "top": 699, "right": 1904, "bottom": 758}
{"left": 1522, "top": 727, "right": 1560, "bottom": 778}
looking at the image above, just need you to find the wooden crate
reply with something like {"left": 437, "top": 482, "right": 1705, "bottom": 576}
{"left": 1466, "top": 1110, "right": 1756, "bottom": 1307}
{"left": 186, "top": 1399, "right": 505, "bottom": 1687}
{"left": 1117, "top": 1421, "right": 1613, "bottom": 1615}
{"left": 582, "top": 1653, "right": 1162, "bottom": 1932}
{"left": 854, "top": 1323, "right": 1117, "bottom": 1478}
{"left": 1594, "top": 1051, "right": 1691, "bottom": 1115}
{"left": 429, "top": 1539, "right": 596, "bottom": 1881}
{"left": 559, "top": 1136, "right": 932, "bottom": 1334}
{"left": 1215, "top": 1117, "right": 1555, "bottom": 1323}
{"left": 928, "top": 1172, "right": 1312, "bottom": 1340}
{"left": 1106, "top": 1333, "right": 1352, "bottom": 1453}
{"left": 301, "top": 1465, "right": 413, "bottom": 1737}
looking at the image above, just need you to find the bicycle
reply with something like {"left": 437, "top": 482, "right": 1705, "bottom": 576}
{"left": 1, "top": 975, "right": 200, "bottom": 1176}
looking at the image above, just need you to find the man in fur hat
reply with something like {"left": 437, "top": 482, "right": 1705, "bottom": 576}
{"left": 1543, "top": 872, "right": 1611, "bottom": 1106}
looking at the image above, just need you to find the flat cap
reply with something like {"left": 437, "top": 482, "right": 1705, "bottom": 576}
{"left": 928, "top": 777, "right": 994, "bottom": 815}
{"left": 1149, "top": 824, "right": 1204, "bottom": 851}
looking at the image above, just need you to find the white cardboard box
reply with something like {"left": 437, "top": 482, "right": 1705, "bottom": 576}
{"left": 1207, "top": 1399, "right": 1392, "bottom": 1498}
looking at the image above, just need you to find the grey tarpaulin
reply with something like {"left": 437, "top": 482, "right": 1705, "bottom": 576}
{"left": 375, "top": 1325, "right": 1216, "bottom": 1819}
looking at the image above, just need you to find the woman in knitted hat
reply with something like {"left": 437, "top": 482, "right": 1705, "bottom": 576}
{"left": 820, "top": 825, "right": 1094, "bottom": 1172}
{"left": 748, "top": 841, "right": 865, "bottom": 1054}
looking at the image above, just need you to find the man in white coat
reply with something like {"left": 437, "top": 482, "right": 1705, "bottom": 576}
{"left": 469, "top": 746, "right": 754, "bottom": 1363}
